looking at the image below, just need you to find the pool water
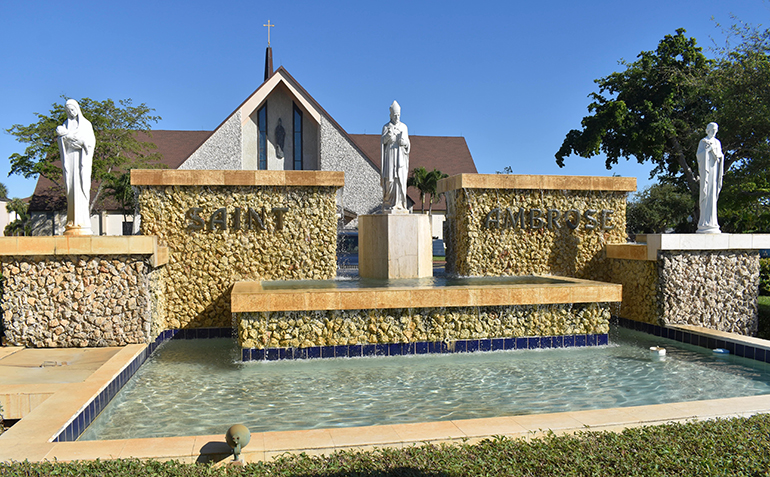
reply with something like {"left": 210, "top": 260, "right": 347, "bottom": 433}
{"left": 79, "top": 327, "right": 770, "bottom": 440}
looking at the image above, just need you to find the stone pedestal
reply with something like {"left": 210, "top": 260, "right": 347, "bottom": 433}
{"left": 358, "top": 213, "right": 432, "bottom": 279}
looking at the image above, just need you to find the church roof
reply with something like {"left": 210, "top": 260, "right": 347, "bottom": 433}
{"left": 28, "top": 67, "right": 476, "bottom": 214}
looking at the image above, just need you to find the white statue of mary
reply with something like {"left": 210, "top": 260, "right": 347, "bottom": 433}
{"left": 56, "top": 99, "right": 95, "bottom": 235}
{"left": 696, "top": 122, "right": 724, "bottom": 234}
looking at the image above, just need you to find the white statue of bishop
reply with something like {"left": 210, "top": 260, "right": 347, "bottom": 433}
{"left": 381, "top": 100, "right": 410, "bottom": 213}
{"left": 696, "top": 122, "right": 724, "bottom": 234}
{"left": 56, "top": 99, "right": 95, "bottom": 235}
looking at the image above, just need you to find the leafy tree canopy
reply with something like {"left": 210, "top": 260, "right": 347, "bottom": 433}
{"left": 4, "top": 197, "right": 30, "bottom": 236}
{"left": 627, "top": 183, "right": 695, "bottom": 234}
{"left": 7, "top": 96, "right": 162, "bottom": 213}
{"left": 556, "top": 25, "right": 770, "bottom": 232}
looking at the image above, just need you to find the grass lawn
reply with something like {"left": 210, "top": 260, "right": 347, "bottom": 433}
{"left": 2, "top": 415, "right": 770, "bottom": 476}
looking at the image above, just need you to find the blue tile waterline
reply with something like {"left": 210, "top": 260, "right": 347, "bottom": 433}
{"left": 240, "top": 332, "right": 610, "bottom": 362}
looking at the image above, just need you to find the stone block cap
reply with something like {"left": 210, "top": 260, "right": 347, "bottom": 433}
{"left": 130, "top": 170, "right": 345, "bottom": 187}
{"left": 436, "top": 174, "right": 637, "bottom": 194}
{"left": 0, "top": 236, "right": 168, "bottom": 267}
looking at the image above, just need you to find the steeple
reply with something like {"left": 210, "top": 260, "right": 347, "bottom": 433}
{"left": 263, "top": 20, "right": 274, "bottom": 81}
{"left": 264, "top": 46, "right": 273, "bottom": 80}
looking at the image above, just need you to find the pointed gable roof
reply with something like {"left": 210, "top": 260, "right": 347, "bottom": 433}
{"left": 178, "top": 66, "right": 379, "bottom": 172}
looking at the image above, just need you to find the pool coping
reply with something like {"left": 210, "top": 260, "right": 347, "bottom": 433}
{"left": 2, "top": 324, "right": 770, "bottom": 464}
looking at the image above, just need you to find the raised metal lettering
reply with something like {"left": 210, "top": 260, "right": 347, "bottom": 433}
{"left": 530, "top": 208, "right": 545, "bottom": 229}
{"left": 547, "top": 209, "right": 562, "bottom": 229}
{"left": 186, "top": 207, "right": 205, "bottom": 231}
{"left": 209, "top": 208, "right": 227, "bottom": 231}
{"left": 484, "top": 208, "right": 501, "bottom": 229}
{"left": 601, "top": 209, "right": 615, "bottom": 230}
{"left": 584, "top": 209, "right": 598, "bottom": 230}
{"left": 565, "top": 209, "right": 580, "bottom": 229}
{"left": 272, "top": 207, "right": 289, "bottom": 231}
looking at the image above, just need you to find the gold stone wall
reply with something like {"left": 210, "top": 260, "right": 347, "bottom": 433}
{"left": 237, "top": 303, "right": 611, "bottom": 349}
{"left": 607, "top": 259, "right": 659, "bottom": 324}
{"left": 136, "top": 184, "right": 339, "bottom": 329}
{"left": 444, "top": 187, "right": 628, "bottom": 279}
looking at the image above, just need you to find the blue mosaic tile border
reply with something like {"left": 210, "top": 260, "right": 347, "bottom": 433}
{"left": 614, "top": 317, "right": 770, "bottom": 364}
{"left": 241, "top": 333, "right": 610, "bottom": 362}
{"left": 52, "top": 327, "right": 233, "bottom": 442}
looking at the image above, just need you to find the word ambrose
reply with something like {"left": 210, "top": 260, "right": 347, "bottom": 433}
{"left": 483, "top": 208, "right": 616, "bottom": 231}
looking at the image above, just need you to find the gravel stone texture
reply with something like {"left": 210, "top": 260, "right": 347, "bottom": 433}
{"left": 178, "top": 111, "right": 242, "bottom": 170}
{"left": 658, "top": 250, "right": 759, "bottom": 335}
{"left": 319, "top": 116, "right": 381, "bottom": 217}
{"left": 444, "top": 188, "right": 628, "bottom": 280}
{"left": 237, "top": 303, "right": 611, "bottom": 349}
{"left": 1, "top": 256, "right": 158, "bottom": 347}
{"left": 137, "top": 184, "right": 339, "bottom": 329}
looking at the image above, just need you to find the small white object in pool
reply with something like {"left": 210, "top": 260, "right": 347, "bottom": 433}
{"left": 713, "top": 348, "right": 730, "bottom": 354}
{"left": 650, "top": 346, "right": 666, "bottom": 356}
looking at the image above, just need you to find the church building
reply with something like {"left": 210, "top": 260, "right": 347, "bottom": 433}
{"left": 27, "top": 47, "right": 477, "bottom": 237}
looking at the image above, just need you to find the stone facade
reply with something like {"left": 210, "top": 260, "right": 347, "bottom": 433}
{"left": 607, "top": 259, "right": 659, "bottom": 325}
{"left": 237, "top": 303, "right": 611, "bottom": 349}
{"left": 136, "top": 180, "right": 340, "bottom": 329}
{"left": 319, "top": 116, "right": 382, "bottom": 219}
{"left": 2, "top": 255, "right": 158, "bottom": 347}
{"left": 178, "top": 112, "right": 242, "bottom": 170}
{"left": 658, "top": 251, "right": 759, "bottom": 335}
{"left": 443, "top": 187, "right": 627, "bottom": 279}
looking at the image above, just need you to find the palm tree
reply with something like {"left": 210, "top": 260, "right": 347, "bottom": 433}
{"left": 407, "top": 167, "right": 449, "bottom": 214}
{"left": 407, "top": 167, "right": 430, "bottom": 213}
{"left": 426, "top": 168, "right": 449, "bottom": 215}
{"left": 0, "top": 182, "right": 8, "bottom": 200}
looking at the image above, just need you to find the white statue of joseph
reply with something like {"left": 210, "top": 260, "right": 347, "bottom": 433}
{"left": 56, "top": 99, "right": 95, "bottom": 235}
{"left": 381, "top": 100, "right": 410, "bottom": 212}
{"left": 696, "top": 122, "right": 724, "bottom": 234}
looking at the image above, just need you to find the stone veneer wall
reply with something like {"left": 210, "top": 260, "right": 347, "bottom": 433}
{"left": 658, "top": 251, "right": 759, "bottom": 335}
{"left": 443, "top": 187, "right": 628, "bottom": 279}
{"left": 607, "top": 259, "right": 659, "bottom": 325}
{"left": 134, "top": 171, "right": 343, "bottom": 329}
{"left": 178, "top": 112, "right": 242, "bottom": 170}
{"left": 2, "top": 255, "right": 159, "bottom": 347}
{"left": 237, "top": 303, "right": 611, "bottom": 349}
{"left": 319, "top": 116, "right": 381, "bottom": 218}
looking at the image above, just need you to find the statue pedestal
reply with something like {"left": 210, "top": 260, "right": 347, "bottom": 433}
{"left": 358, "top": 214, "right": 432, "bottom": 279}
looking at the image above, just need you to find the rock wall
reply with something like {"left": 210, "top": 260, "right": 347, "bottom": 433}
{"left": 237, "top": 303, "right": 611, "bottom": 349}
{"left": 444, "top": 188, "right": 627, "bottom": 279}
{"left": 137, "top": 185, "right": 338, "bottom": 328}
{"left": 658, "top": 251, "right": 759, "bottom": 335}
{"left": 607, "top": 259, "right": 659, "bottom": 325}
{"left": 1, "top": 256, "right": 157, "bottom": 347}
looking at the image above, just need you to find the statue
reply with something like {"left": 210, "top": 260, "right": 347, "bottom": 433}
{"left": 381, "top": 100, "right": 410, "bottom": 212}
{"left": 696, "top": 122, "right": 724, "bottom": 234}
{"left": 56, "top": 99, "right": 95, "bottom": 235}
{"left": 274, "top": 118, "right": 286, "bottom": 159}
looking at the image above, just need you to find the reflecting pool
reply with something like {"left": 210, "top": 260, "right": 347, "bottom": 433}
{"left": 79, "top": 327, "right": 770, "bottom": 440}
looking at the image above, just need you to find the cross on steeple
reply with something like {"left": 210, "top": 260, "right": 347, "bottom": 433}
{"left": 263, "top": 20, "right": 275, "bottom": 46}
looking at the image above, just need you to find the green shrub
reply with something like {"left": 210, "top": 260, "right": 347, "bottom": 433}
{"left": 761, "top": 258, "right": 770, "bottom": 296}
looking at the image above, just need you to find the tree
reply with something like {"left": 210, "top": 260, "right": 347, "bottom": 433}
{"left": 555, "top": 29, "right": 712, "bottom": 197}
{"left": 626, "top": 183, "right": 695, "bottom": 234}
{"left": 4, "top": 198, "right": 30, "bottom": 236}
{"left": 557, "top": 26, "right": 770, "bottom": 232}
{"left": 0, "top": 182, "right": 7, "bottom": 200}
{"left": 407, "top": 167, "right": 449, "bottom": 214}
{"left": 7, "top": 96, "right": 162, "bottom": 213}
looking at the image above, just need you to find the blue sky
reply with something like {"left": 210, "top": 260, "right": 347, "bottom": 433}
{"left": 1, "top": 0, "right": 769, "bottom": 200}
